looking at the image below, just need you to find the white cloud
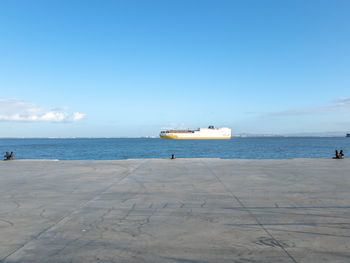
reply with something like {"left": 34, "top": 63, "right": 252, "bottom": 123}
{"left": 0, "top": 98, "right": 86, "bottom": 122}
{"left": 266, "top": 97, "right": 350, "bottom": 117}
{"left": 332, "top": 97, "right": 350, "bottom": 106}
{"left": 71, "top": 112, "right": 85, "bottom": 121}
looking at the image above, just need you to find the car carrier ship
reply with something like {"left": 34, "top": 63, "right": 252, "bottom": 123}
{"left": 160, "top": 126, "right": 231, "bottom": 139}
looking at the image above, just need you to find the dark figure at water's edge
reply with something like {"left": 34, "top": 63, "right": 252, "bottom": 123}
{"left": 4, "top": 152, "right": 14, "bottom": 160}
{"left": 334, "top": 149, "right": 344, "bottom": 159}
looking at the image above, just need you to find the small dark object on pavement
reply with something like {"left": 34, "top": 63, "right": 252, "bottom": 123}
{"left": 333, "top": 149, "right": 344, "bottom": 159}
{"left": 335, "top": 150, "right": 339, "bottom": 159}
{"left": 171, "top": 154, "right": 176, "bottom": 160}
{"left": 4, "top": 152, "right": 14, "bottom": 160}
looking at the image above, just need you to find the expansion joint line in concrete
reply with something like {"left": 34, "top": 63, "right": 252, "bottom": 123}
{"left": 201, "top": 161, "right": 299, "bottom": 263}
{"left": 0, "top": 160, "right": 148, "bottom": 263}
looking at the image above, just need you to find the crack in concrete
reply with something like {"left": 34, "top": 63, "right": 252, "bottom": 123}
{"left": 0, "top": 160, "right": 148, "bottom": 262}
{"left": 120, "top": 203, "right": 136, "bottom": 221}
{"left": 202, "top": 161, "right": 299, "bottom": 263}
{"left": 0, "top": 218, "right": 14, "bottom": 227}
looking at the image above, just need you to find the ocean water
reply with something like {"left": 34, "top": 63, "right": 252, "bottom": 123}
{"left": 0, "top": 137, "right": 349, "bottom": 160}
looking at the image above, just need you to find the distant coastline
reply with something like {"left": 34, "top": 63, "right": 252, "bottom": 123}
{"left": 0, "top": 134, "right": 347, "bottom": 139}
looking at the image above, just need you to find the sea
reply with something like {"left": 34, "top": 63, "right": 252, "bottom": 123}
{"left": 0, "top": 137, "right": 349, "bottom": 160}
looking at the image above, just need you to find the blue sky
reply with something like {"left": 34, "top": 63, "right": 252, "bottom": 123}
{"left": 0, "top": 0, "right": 349, "bottom": 137}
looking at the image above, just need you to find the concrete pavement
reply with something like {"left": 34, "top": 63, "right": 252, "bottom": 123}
{"left": 0, "top": 158, "right": 350, "bottom": 262}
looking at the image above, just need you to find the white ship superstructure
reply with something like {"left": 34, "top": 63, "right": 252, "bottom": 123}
{"left": 160, "top": 126, "right": 231, "bottom": 139}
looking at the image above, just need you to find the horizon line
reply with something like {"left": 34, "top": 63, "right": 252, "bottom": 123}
{"left": 0, "top": 135, "right": 347, "bottom": 139}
